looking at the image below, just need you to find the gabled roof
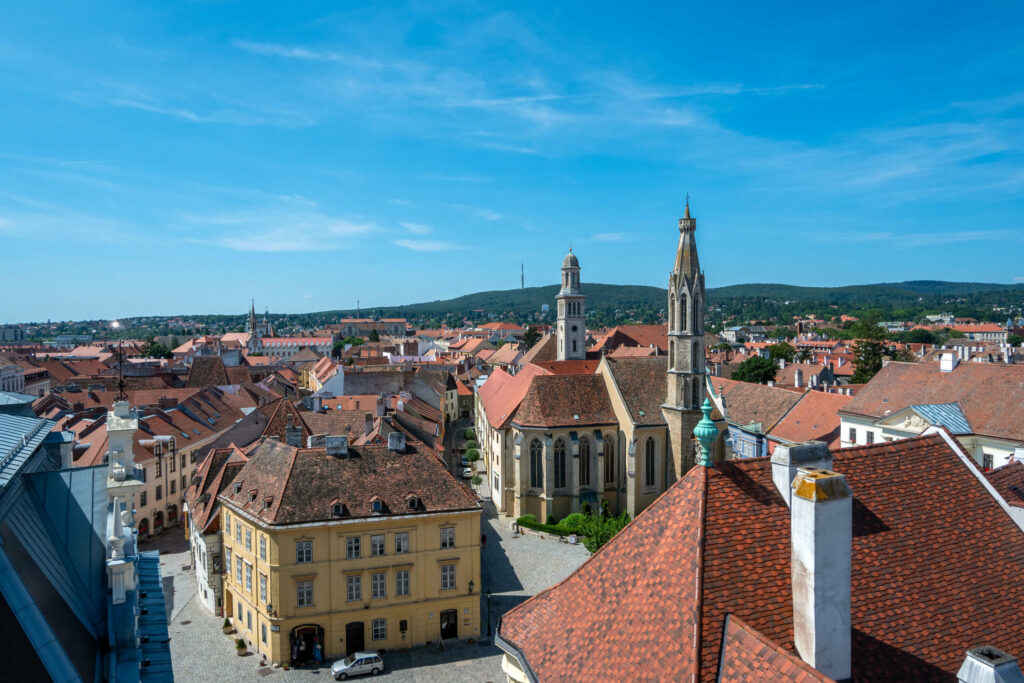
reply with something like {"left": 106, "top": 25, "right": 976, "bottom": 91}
{"left": 512, "top": 374, "right": 616, "bottom": 428}
{"left": 527, "top": 360, "right": 599, "bottom": 375}
{"left": 186, "top": 356, "right": 230, "bottom": 387}
{"left": 519, "top": 333, "right": 557, "bottom": 365}
{"left": 768, "top": 390, "right": 852, "bottom": 447}
{"left": 710, "top": 377, "right": 804, "bottom": 434}
{"left": 910, "top": 402, "right": 972, "bottom": 434}
{"left": 257, "top": 398, "right": 312, "bottom": 442}
{"left": 477, "top": 364, "right": 547, "bottom": 429}
{"left": 184, "top": 445, "right": 248, "bottom": 534}
{"left": 841, "top": 362, "right": 1024, "bottom": 441}
{"left": 603, "top": 357, "right": 668, "bottom": 426}
{"left": 500, "top": 433, "right": 1024, "bottom": 681}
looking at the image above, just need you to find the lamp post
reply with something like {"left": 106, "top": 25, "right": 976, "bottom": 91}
{"left": 468, "top": 580, "right": 474, "bottom": 594}
{"left": 486, "top": 590, "right": 492, "bottom": 637}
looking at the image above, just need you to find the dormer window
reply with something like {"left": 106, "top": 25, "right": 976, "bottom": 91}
{"left": 371, "top": 500, "right": 383, "bottom": 514}
{"left": 233, "top": 482, "right": 242, "bottom": 494}
{"left": 263, "top": 497, "right": 273, "bottom": 510}
{"left": 332, "top": 503, "right": 343, "bottom": 516}
{"left": 248, "top": 490, "right": 257, "bottom": 503}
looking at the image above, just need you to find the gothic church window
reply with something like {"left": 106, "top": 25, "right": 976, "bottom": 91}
{"left": 529, "top": 439, "right": 543, "bottom": 488}
{"left": 554, "top": 438, "right": 567, "bottom": 488}
{"left": 644, "top": 437, "right": 656, "bottom": 487}
{"left": 604, "top": 437, "right": 615, "bottom": 484}
{"left": 579, "top": 437, "right": 591, "bottom": 486}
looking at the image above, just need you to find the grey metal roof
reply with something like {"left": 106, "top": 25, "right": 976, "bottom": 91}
{"left": 0, "top": 414, "right": 56, "bottom": 487}
{"left": 912, "top": 402, "right": 972, "bottom": 435}
{"left": 0, "top": 391, "right": 36, "bottom": 407}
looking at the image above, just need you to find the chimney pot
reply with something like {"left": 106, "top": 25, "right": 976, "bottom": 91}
{"left": 957, "top": 645, "right": 1024, "bottom": 683}
{"left": 771, "top": 442, "right": 833, "bottom": 507}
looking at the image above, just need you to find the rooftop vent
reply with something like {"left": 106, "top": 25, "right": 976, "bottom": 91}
{"left": 326, "top": 435, "right": 349, "bottom": 457}
{"left": 388, "top": 432, "right": 406, "bottom": 452}
{"left": 957, "top": 645, "right": 1024, "bottom": 683}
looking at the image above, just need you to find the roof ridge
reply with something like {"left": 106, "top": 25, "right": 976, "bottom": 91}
{"left": 693, "top": 465, "right": 709, "bottom": 680}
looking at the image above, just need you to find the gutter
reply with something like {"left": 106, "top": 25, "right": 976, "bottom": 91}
{"left": 494, "top": 620, "right": 540, "bottom": 683}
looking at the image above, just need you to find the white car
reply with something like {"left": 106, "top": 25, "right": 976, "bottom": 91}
{"left": 462, "top": 467, "right": 474, "bottom": 479}
{"left": 331, "top": 651, "right": 384, "bottom": 679}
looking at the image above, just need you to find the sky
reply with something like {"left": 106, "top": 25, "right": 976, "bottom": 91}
{"left": 1, "top": 1, "right": 1023, "bottom": 323}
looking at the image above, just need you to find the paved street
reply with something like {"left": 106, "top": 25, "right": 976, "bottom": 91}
{"left": 142, "top": 497, "right": 588, "bottom": 682}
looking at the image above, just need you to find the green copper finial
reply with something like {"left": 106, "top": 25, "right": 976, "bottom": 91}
{"left": 694, "top": 397, "right": 717, "bottom": 467}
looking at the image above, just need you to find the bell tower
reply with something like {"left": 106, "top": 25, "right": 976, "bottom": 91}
{"left": 556, "top": 248, "right": 586, "bottom": 361}
{"left": 662, "top": 198, "right": 707, "bottom": 480}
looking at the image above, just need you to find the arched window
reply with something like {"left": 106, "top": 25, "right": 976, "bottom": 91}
{"left": 572, "top": 339, "right": 578, "bottom": 353}
{"left": 579, "top": 437, "right": 590, "bottom": 486}
{"left": 554, "top": 438, "right": 566, "bottom": 488}
{"left": 604, "top": 436, "right": 615, "bottom": 484}
{"left": 529, "top": 440, "right": 543, "bottom": 489}
{"left": 644, "top": 437, "right": 656, "bottom": 487}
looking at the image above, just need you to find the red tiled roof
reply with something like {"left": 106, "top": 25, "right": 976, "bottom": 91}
{"left": 184, "top": 444, "right": 248, "bottom": 534}
{"left": 711, "top": 377, "right": 803, "bottom": 432}
{"left": 768, "top": 390, "right": 853, "bottom": 447}
{"left": 500, "top": 433, "right": 1024, "bottom": 681}
{"left": 526, "top": 360, "right": 599, "bottom": 375}
{"left": 512, "top": 374, "right": 616, "bottom": 428}
{"left": 985, "top": 461, "right": 1024, "bottom": 508}
{"left": 841, "top": 361, "right": 1024, "bottom": 441}
{"left": 455, "top": 379, "right": 473, "bottom": 396}
{"left": 718, "top": 615, "right": 833, "bottom": 682}
{"left": 603, "top": 357, "right": 668, "bottom": 426}
{"left": 477, "top": 364, "right": 547, "bottom": 429}
{"left": 590, "top": 324, "right": 669, "bottom": 353}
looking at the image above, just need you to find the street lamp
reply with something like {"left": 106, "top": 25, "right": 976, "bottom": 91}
{"left": 468, "top": 580, "right": 474, "bottom": 594}
{"left": 486, "top": 590, "right": 492, "bottom": 637}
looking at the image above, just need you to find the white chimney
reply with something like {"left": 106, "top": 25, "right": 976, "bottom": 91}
{"left": 325, "top": 435, "right": 348, "bottom": 457}
{"left": 791, "top": 466, "right": 852, "bottom": 682}
{"left": 771, "top": 442, "right": 833, "bottom": 507}
{"left": 940, "top": 352, "right": 959, "bottom": 373}
{"left": 957, "top": 646, "right": 1024, "bottom": 683}
{"left": 794, "top": 368, "right": 804, "bottom": 388}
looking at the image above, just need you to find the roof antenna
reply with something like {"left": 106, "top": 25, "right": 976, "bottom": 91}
{"left": 112, "top": 321, "right": 126, "bottom": 401}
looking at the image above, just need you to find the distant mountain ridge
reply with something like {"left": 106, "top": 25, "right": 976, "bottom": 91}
{"left": 317, "top": 280, "right": 1024, "bottom": 317}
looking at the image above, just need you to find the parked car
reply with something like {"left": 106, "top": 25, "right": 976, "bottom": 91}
{"left": 460, "top": 455, "right": 470, "bottom": 467}
{"left": 331, "top": 651, "right": 384, "bottom": 679}
{"left": 462, "top": 467, "right": 474, "bottom": 479}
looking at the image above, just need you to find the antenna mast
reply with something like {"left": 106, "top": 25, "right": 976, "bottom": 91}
{"left": 521, "top": 261, "right": 524, "bottom": 290}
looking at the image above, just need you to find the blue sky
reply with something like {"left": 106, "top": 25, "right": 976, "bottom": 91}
{"left": 2, "top": 1, "right": 1023, "bottom": 322}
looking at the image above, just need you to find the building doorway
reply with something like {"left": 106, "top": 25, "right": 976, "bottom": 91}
{"left": 290, "top": 624, "right": 324, "bottom": 665}
{"left": 440, "top": 609, "right": 458, "bottom": 640}
{"left": 153, "top": 511, "right": 164, "bottom": 533}
{"left": 345, "top": 622, "right": 365, "bottom": 656}
{"left": 137, "top": 517, "right": 150, "bottom": 538}
{"left": 167, "top": 504, "right": 178, "bottom": 526}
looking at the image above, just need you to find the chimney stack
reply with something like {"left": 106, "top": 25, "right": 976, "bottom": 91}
{"left": 285, "top": 414, "right": 302, "bottom": 448}
{"left": 791, "top": 467, "right": 852, "bottom": 682}
{"left": 940, "top": 352, "right": 959, "bottom": 373}
{"left": 388, "top": 432, "right": 406, "bottom": 452}
{"left": 794, "top": 368, "right": 804, "bottom": 388}
{"left": 956, "top": 646, "right": 1024, "bottom": 683}
{"left": 325, "top": 435, "right": 349, "bottom": 457}
{"left": 771, "top": 442, "right": 833, "bottom": 507}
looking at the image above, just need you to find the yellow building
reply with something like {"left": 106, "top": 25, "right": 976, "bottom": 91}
{"left": 219, "top": 427, "right": 482, "bottom": 666}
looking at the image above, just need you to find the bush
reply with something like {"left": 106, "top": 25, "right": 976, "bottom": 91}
{"left": 557, "top": 513, "right": 586, "bottom": 534}
{"left": 517, "top": 514, "right": 537, "bottom": 524}
{"left": 464, "top": 428, "right": 475, "bottom": 440}
{"left": 236, "top": 639, "right": 246, "bottom": 650}
{"left": 223, "top": 618, "right": 231, "bottom": 628}
{"left": 546, "top": 514, "right": 556, "bottom": 525}
{"left": 464, "top": 439, "right": 478, "bottom": 450}
{"left": 465, "top": 449, "right": 480, "bottom": 463}
{"left": 471, "top": 474, "right": 483, "bottom": 486}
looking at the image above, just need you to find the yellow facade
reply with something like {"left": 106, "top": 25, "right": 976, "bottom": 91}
{"left": 221, "top": 502, "right": 482, "bottom": 665}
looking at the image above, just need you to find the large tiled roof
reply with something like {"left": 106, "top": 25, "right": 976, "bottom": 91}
{"left": 718, "top": 615, "right": 833, "bottom": 683}
{"left": 184, "top": 445, "right": 247, "bottom": 534}
{"left": 767, "top": 390, "right": 852, "bottom": 447}
{"left": 221, "top": 436, "right": 478, "bottom": 525}
{"left": 840, "top": 361, "right": 1024, "bottom": 441}
{"left": 604, "top": 356, "right": 668, "bottom": 426}
{"left": 512, "top": 374, "right": 616, "bottom": 428}
{"left": 477, "top": 364, "right": 546, "bottom": 429}
{"left": 186, "top": 356, "right": 230, "bottom": 387}
{"left": 304, "top": 410, "right": 371, "bottom": 438}
{"left": 527, "top": 360, "right": 599, "bottom": 375}
{"left": 499, "top": 433, "right": 1024, "bottom": 681}
{"left": 985, "top": 461, "right": 1024, "bottom": 508}
{"left": 591, "top": 324, "right": 669, "bottom": 353}
{"left": 518, "top": 333, "right": 557, "bottom": 364}
{"left": 710, "top": 377, "right": 803, "bottom": 433}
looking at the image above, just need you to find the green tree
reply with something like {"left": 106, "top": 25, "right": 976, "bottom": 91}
{"left": 142, "top": 341, "right": 173, "bottom": 359}
{"left": 767, "top": 342, "right": 796, "bottom": 363}
{"left": 795, "top": 347, "right": 813, "bottom": 363}
{"left": 731, "top": 356, "right": 778, "bottom": 384}
{"left": 850, "top": 315, "right": 889, "bottom": 384}
{"left": 521, "top": 326, "right": 541, "bottom": 350}
{"left": 368, "top": 330, "right": 380, "bottom": 342}
{"left": 1007, "top": 334, "right": 1022, "bottom": 347}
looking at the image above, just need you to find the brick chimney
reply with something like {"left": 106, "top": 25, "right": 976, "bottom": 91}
{"left": 791, "top": 466, "right": 852, "bottom": 681}
{"left": 365, "top": 412, "right": 374, "bottom": 436}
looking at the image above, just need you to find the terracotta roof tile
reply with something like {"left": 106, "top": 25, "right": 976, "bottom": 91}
{"left": 500, "top": 433, "right": 1024, "bottom": 681}
{"left": 711, "top": 377, "right": 804, "bottom": 432}
{"left": 768, "top": 390, "right": 852, "bottom": 447}
{"left": 985, "top": 461, "right": 1024, "bottom": 508}
{"left": 604, "top": 356, "right": 668, "bottom": 426}
{"left": 512, "top": 374, "right": 616, "bottom": 428}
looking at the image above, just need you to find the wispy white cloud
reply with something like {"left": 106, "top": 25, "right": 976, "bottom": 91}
{"left": 1015, "top": 276, "right": 1024, "bottom": 283}
{"left": 183, "top": 211, "right": 375, "bottom": 251}
{"left": 821, "top": 229, "right": 1020, "bottom": 247}
{"left": 399, "top": 221, "right": 432, "bottom": 234}
{"left": 393, "top": 239, "right": 463, "bottom": 252}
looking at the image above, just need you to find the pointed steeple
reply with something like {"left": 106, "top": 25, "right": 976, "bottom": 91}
{"left": 674, "top": 196, "right": 700, "bottom": 281}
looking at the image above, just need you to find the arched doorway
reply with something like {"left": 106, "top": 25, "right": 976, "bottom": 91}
{"left": 167, "top": 504, "right": 178, "bottom": 526}
{"left": 137, "top": 517, "right": 150, "bottom": 539}
{"left": 153, "top": 510, "right": 164, "bottom": 533}
{"left": 290, "top": 624, "right": 324, "bottom": 665}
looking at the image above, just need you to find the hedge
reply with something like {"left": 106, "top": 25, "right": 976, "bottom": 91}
{"left": 516, "top": 514, "right": 572, "bottom": 537}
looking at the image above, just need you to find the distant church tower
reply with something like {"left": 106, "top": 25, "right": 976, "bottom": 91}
{"left": 247, "top": 299, "right": 257, "bottom": 335}
{"left": 556, "top": 248, "right": 586, "bottom": 360}
{"left": 662, "top": 199, "right": 707, "bottom": 480}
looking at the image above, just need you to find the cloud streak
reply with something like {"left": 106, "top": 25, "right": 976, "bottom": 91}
{"left": 393, "top": 239, "right": 463, "bottom": 252}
